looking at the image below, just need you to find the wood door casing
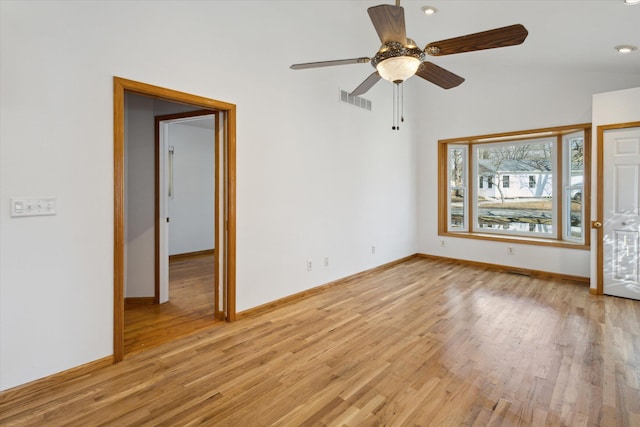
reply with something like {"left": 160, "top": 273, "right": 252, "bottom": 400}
{"left": 114, "top": 77, "right": 236, "bottom": 363}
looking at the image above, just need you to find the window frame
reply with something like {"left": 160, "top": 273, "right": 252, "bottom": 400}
{"left": 438, "top": 123, "right": 591, "bottom": 249}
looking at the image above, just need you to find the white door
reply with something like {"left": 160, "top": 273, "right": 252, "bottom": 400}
{"left": 158, "top": 115, "right": 217, "bottom": 305}
{"left": 158, "top": 122, "right": 172, "bottom": 303}
{"left": 603, "top": 126, "right": 640, "bottom": 300}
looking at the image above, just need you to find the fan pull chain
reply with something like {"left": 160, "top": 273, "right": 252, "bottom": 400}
{"left": 392, "top": 83, "right": 397, "bottom": 130}
{"left": 392, "top": 82, "right": 404, "bottom": 131}
{"left": 392, "top": 83, "right": 398, "bottom": 130}
{"left": 400, "top": 82, "right": 405, "bottom": 125}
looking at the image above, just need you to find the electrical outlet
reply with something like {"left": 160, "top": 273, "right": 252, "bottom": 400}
{"left": 307, "top": 259, "right": 313, "bottom": 271}
{"left": 507, "top": 247, "right": 515, "bottom": 255}
{"left": 371, "top": 245, "right": 376, "bottom": 255}
{"left": 440, "top": 240, "right": 445, "bottom": 247}
{"left": 324, "top": 257, "right": 329, "bottom": 267}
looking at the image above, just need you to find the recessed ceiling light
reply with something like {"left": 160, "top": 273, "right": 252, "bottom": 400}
{"left": 623, "top": 0, "right": 640, "bottom": 5}
{"left": 615, "top": 45, "right": 638, "bottom": 53}
{"left": 421, "top": 6, "right": 438, "bottom": 15}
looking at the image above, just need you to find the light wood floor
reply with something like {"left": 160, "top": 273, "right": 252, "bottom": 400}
{"left": 124, "top": 253, "right": 219, "bottom": 355}
{"left": 2, "top": 257, "right": 639, "bottom": 426}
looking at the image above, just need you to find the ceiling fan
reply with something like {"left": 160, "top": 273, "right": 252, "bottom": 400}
{"left": 291, "top": 1, "right": 528, "bottom": 99}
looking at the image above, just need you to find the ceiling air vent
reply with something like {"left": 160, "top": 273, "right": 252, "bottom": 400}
{"left": 340, "top": 90, "right": 372, "bottom": 111}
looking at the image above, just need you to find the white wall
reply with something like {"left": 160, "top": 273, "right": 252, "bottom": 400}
{"left": 417, "top": 68, "right": 640, "bottom": 277}
{"left": 590, "top": 87, "right": 640, "bottom": 289}
{"left": 0, "top": 0, "right": 418, "bottom": 390}
{"left": 168, "top": 121, "right": 215, "bottom": 256}
{"left": 125, "top": 93, "right": 155, "bottom": 298}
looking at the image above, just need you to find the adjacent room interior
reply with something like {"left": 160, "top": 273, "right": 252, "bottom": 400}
{"left": 124, "top": 93, "right": 221, "bottom": 354}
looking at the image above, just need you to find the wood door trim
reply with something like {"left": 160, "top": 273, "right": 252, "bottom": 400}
{"left": 226, "top": 107, "right": 237, "bottom": 321}
{"left": 114, "top": 77, "right": 237, "bottom": 362}
{"left": 595, "top": 121, "right": 640, "bottom": 295}
{"left": 214, "top": 112, "right": 222, "bottom": 320}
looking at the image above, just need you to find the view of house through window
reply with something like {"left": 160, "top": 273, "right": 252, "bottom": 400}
{"left": 475, "top": 138, "right": 555, "bottom": 236}
{"left": 440, "top": 124, "right": 590, "bottom": 246}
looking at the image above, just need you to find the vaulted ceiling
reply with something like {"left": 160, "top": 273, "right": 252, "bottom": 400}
{"left": 339, "top": 0, "right": 640, "bottom": 77}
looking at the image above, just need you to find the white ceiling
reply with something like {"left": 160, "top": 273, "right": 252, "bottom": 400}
{"left": 348, "top": 0, "right": 640, "bottom": 76}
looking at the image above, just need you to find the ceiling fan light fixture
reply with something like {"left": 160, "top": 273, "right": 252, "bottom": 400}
{"left": 623, "top": 0, "right": 640, "bottom": 5}
{"left": 615, "top": 44, "right": 638, "bottom": 53}
{"left": 376, "top": 56, "right": 421, "bottom": 83}
{"left": 371, "top": 42, "right": 425, "bottom": 84}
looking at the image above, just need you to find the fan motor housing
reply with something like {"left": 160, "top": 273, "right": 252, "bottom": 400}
{"left": 371, "top": 42, "right": 426, "bottom": 70}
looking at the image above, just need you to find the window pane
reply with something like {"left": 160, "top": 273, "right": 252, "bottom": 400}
{"left": 475, "top": 140, "right": 554, "bottom": 236}
{"left": 448, "top": 146, "right": 467, "bottom": 231}
{"left": 567, "top": 185, "right": 583, "bottom": 239}
{"left": 449, "top": 189, "right": 465, "bottom": 229}
{"left": 569, "top": 137, "right": 584, "bottom": 176}
{"left": 449, "top": 148, "right": 465, "bottom": 187}
{"left": 565, "top": 136, "right": 584, "bottom": 241}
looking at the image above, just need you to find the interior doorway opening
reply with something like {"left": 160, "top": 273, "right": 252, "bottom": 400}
{"left": 114, "top": 77, "right": 236, "bottom": 362}
{"left": 124, "top": 107, "right": 219, "bottom": 355}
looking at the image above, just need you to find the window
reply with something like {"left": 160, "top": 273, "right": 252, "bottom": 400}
{"left": 439, "top": 124, "right": 590, "bottom": 246}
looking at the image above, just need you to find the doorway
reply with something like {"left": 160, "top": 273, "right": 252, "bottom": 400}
{"left": 114, "top": 77, "right": 236, "bottom": 362}
{"left": 124, "top": 109, "right": 218, "bottom": 355}
{"left": 596, "top": 121, "right": 640, "bottom": 299}
{"left": 156, "top": 111, "right": 218, "bottom": 306}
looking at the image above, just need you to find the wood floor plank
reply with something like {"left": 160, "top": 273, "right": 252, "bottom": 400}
{"left": 124, "top": 253, "right": 219, "bottom": 355}
{"left": 1, "top": 257, "right": 639, "bottom": 425}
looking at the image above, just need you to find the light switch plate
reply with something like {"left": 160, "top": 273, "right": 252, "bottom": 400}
{"left": 11, "top": 197, "right": 57, "bottom": 217}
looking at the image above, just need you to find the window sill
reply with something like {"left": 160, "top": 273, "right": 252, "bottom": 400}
{"left": 439, "top": 231, "right": 589, "bottom": 250}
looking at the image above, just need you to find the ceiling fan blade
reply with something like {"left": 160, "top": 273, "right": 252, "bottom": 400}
{"left": 425, "top": 24, "right": 528, "bottom": 56}
{"left": 350, "top": 72, "right": 381, "bottom": 96}
{"left": 368, "top": 5, "right": 406, "bottom": 45}
{"left": 415, "top": 62, "right": 465, "bottom": 89}
{"left": 290, "top": 57, "right": 370, "bottom": 70}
